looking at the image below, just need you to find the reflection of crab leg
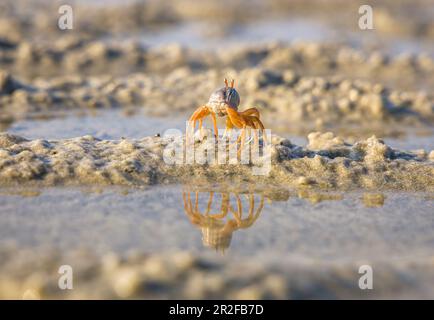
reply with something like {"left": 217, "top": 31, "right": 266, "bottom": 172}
{"left": 230, "top": 194, "right": 244, "bottom": 223}
{"left": 205, "top": 192, "right": 214, "bottom": 215}
{"left": 237, "top": 195, "right": 264, "bottom": 228}
{"left": 198, "top": 119, "right": 203, "bottom": 135}
{"left": 182, "top": 189, "right": 266, "bottom": 252}
{"left": 186, "top": 192, "right": 199, "bottom": 218}
{"left": 183, "top": 191, "right": 202, "bottom": 224}
{"left": 182, "top": 191, "right": 190, "bottom": 211}
{"left": 210, "top": 193, "right": 229, "bottom": 219}
{"left": 238, "top": 107, "right": 266, "bottom": 144}
{"left": 235, "top": 116, "right": 257, "bottom": 150}
{"left": 221, "top": 220, "right": 238, "bottom": 234}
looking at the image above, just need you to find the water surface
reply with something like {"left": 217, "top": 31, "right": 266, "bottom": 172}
{"left": 0, "top": 185, "right": 432, "bottom": 265}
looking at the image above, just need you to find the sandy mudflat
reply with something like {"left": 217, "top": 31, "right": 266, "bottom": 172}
{"left": 0, "top": 186, "right": 433, "bottom": 299}
{"left": 1, "top": 0, "right": 434, "bottom": 300}
{"left": 0, "top": 130, "right": 433, "bottom": 190}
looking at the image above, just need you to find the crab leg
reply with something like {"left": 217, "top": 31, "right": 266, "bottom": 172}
{"left": 189, "top": 106, "right": 208, "bottom": 127}
{"left": 222, "top": 117, "right": 234, "bottom": 139}
{"left": 256, "top": 195, "right": 265, "bottom": 217}
{"left": 230, "top": 194, "right": 243, "bottom": 223}
{"left": 249, "top": 194, "right": 255, "bottom": 218}
{"left": 240, "top": 109, "right": 262, "bottom": 145}
{"left": 189, "top": 106, "right": 210, "bottom": 138}
{"left": 244, "top": 115, "right": 267, "bottom": 143}
{"left": 189, "top": 105, "right": 218, "bottom": 139}
{"left": 240, "top": 107, "right": 261, "bottom": 119}
{"left": 249, "top": 116, "right": 262, "bottom": 145}
{"left": 183, "top": 191, "right": 202, "bottom": 223}
{"left": 226, "top": 107, "right": 247, "bottom": 155}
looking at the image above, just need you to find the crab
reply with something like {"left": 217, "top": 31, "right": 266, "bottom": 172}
{"left": 183, "top": 189, "right": 264, "bottom": 252}
{"left": 188, "top": 79, "right": 266, "bottom": 149}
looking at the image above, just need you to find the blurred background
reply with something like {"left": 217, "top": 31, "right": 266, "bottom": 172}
{"left": 0, "top": 0, "right": 433, "bottom": 147}
{"left": 0, "top": 0, "right": 434, "bottom": 147}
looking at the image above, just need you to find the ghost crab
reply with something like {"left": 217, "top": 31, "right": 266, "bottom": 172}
{"left": 182, "top": 190, "right": 264, "bottom": 252}
{"left": 188, "top": 79, "right": 266, "bottom": 151}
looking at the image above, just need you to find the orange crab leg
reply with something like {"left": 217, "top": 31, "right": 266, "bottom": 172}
{"left": 226, "top": 107, "right": 247, "bottom": 154}
{"left": 225, "top": 107, "right": 245, "bottom": 128}
{"left": 239, "top": 106, "right": 266, "bottom": 142}
{"left": 250, "top": 116, "right": 266, "bottom": 143}
{"left": 240, "top": 107, "right": 260, "bottom": 119}
{"left": 189, "top": 106, "right": 210, "bottom": 130}
{"left": 189, "top": 106, "right": 218, "bottom": 139}
{"left": 230, "top": 194, "right": 243, "bottom": 223}
{"left": 248, "top": 194, "right": 255, "bottom": 217}
{"left": 205, "top": 192, "right": 214, "bottom": 215}
{"left": 210, "top": 112, "right": 218, "bottom": 139}
{"left": 222, "top": 117, "right": 234, "bottom": 139}
{"left": 243, "top": 114, "right": 267, "bottom": 143}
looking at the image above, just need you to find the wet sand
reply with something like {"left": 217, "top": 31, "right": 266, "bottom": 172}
{"left": 1, "top": 129, "right": 433, "bottom": 190}
{"left": 1, "top": 0, "right": 434, "bottom": 300}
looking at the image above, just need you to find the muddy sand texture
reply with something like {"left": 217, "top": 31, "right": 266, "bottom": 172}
{"left": 2, "top": 246, "right": 434, "bottom": 299}
{"left": 1, "top": 0, "right": 434, "bottom": 41}
{"left": 1, "top": 68, "right": 433, "bottom": 128}
{"left": 0, "top": 0, "right": 433, "bottom": 301}
{"left": 1, "top": 40, "right": 433, "bottom": 87}
{"left": 0, "top": 131, "right": 432, "bottom": 190}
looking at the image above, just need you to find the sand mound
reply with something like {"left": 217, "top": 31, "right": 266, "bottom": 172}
{"left": 0, "top": 132, "right": 432, "bottom": 190}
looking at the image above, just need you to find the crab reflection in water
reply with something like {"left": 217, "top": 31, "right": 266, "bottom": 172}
{"left": 183, "top": 189, "right": 265, "bottom": 253}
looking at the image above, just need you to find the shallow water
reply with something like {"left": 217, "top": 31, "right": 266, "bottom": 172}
{"left": 0, "top": 185, "right": 432, "bottom": 265}
{"left": 118, "top": 19, "right": 434, "bottom": 57}
{"left": 7, "top": 110, "right": 184, "bottom": 140}
{"left": 113, "top": 19, "right": 338, "bottom": 50}
{"left": 7, "top": 110, "right": 433, "bottom": 151}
